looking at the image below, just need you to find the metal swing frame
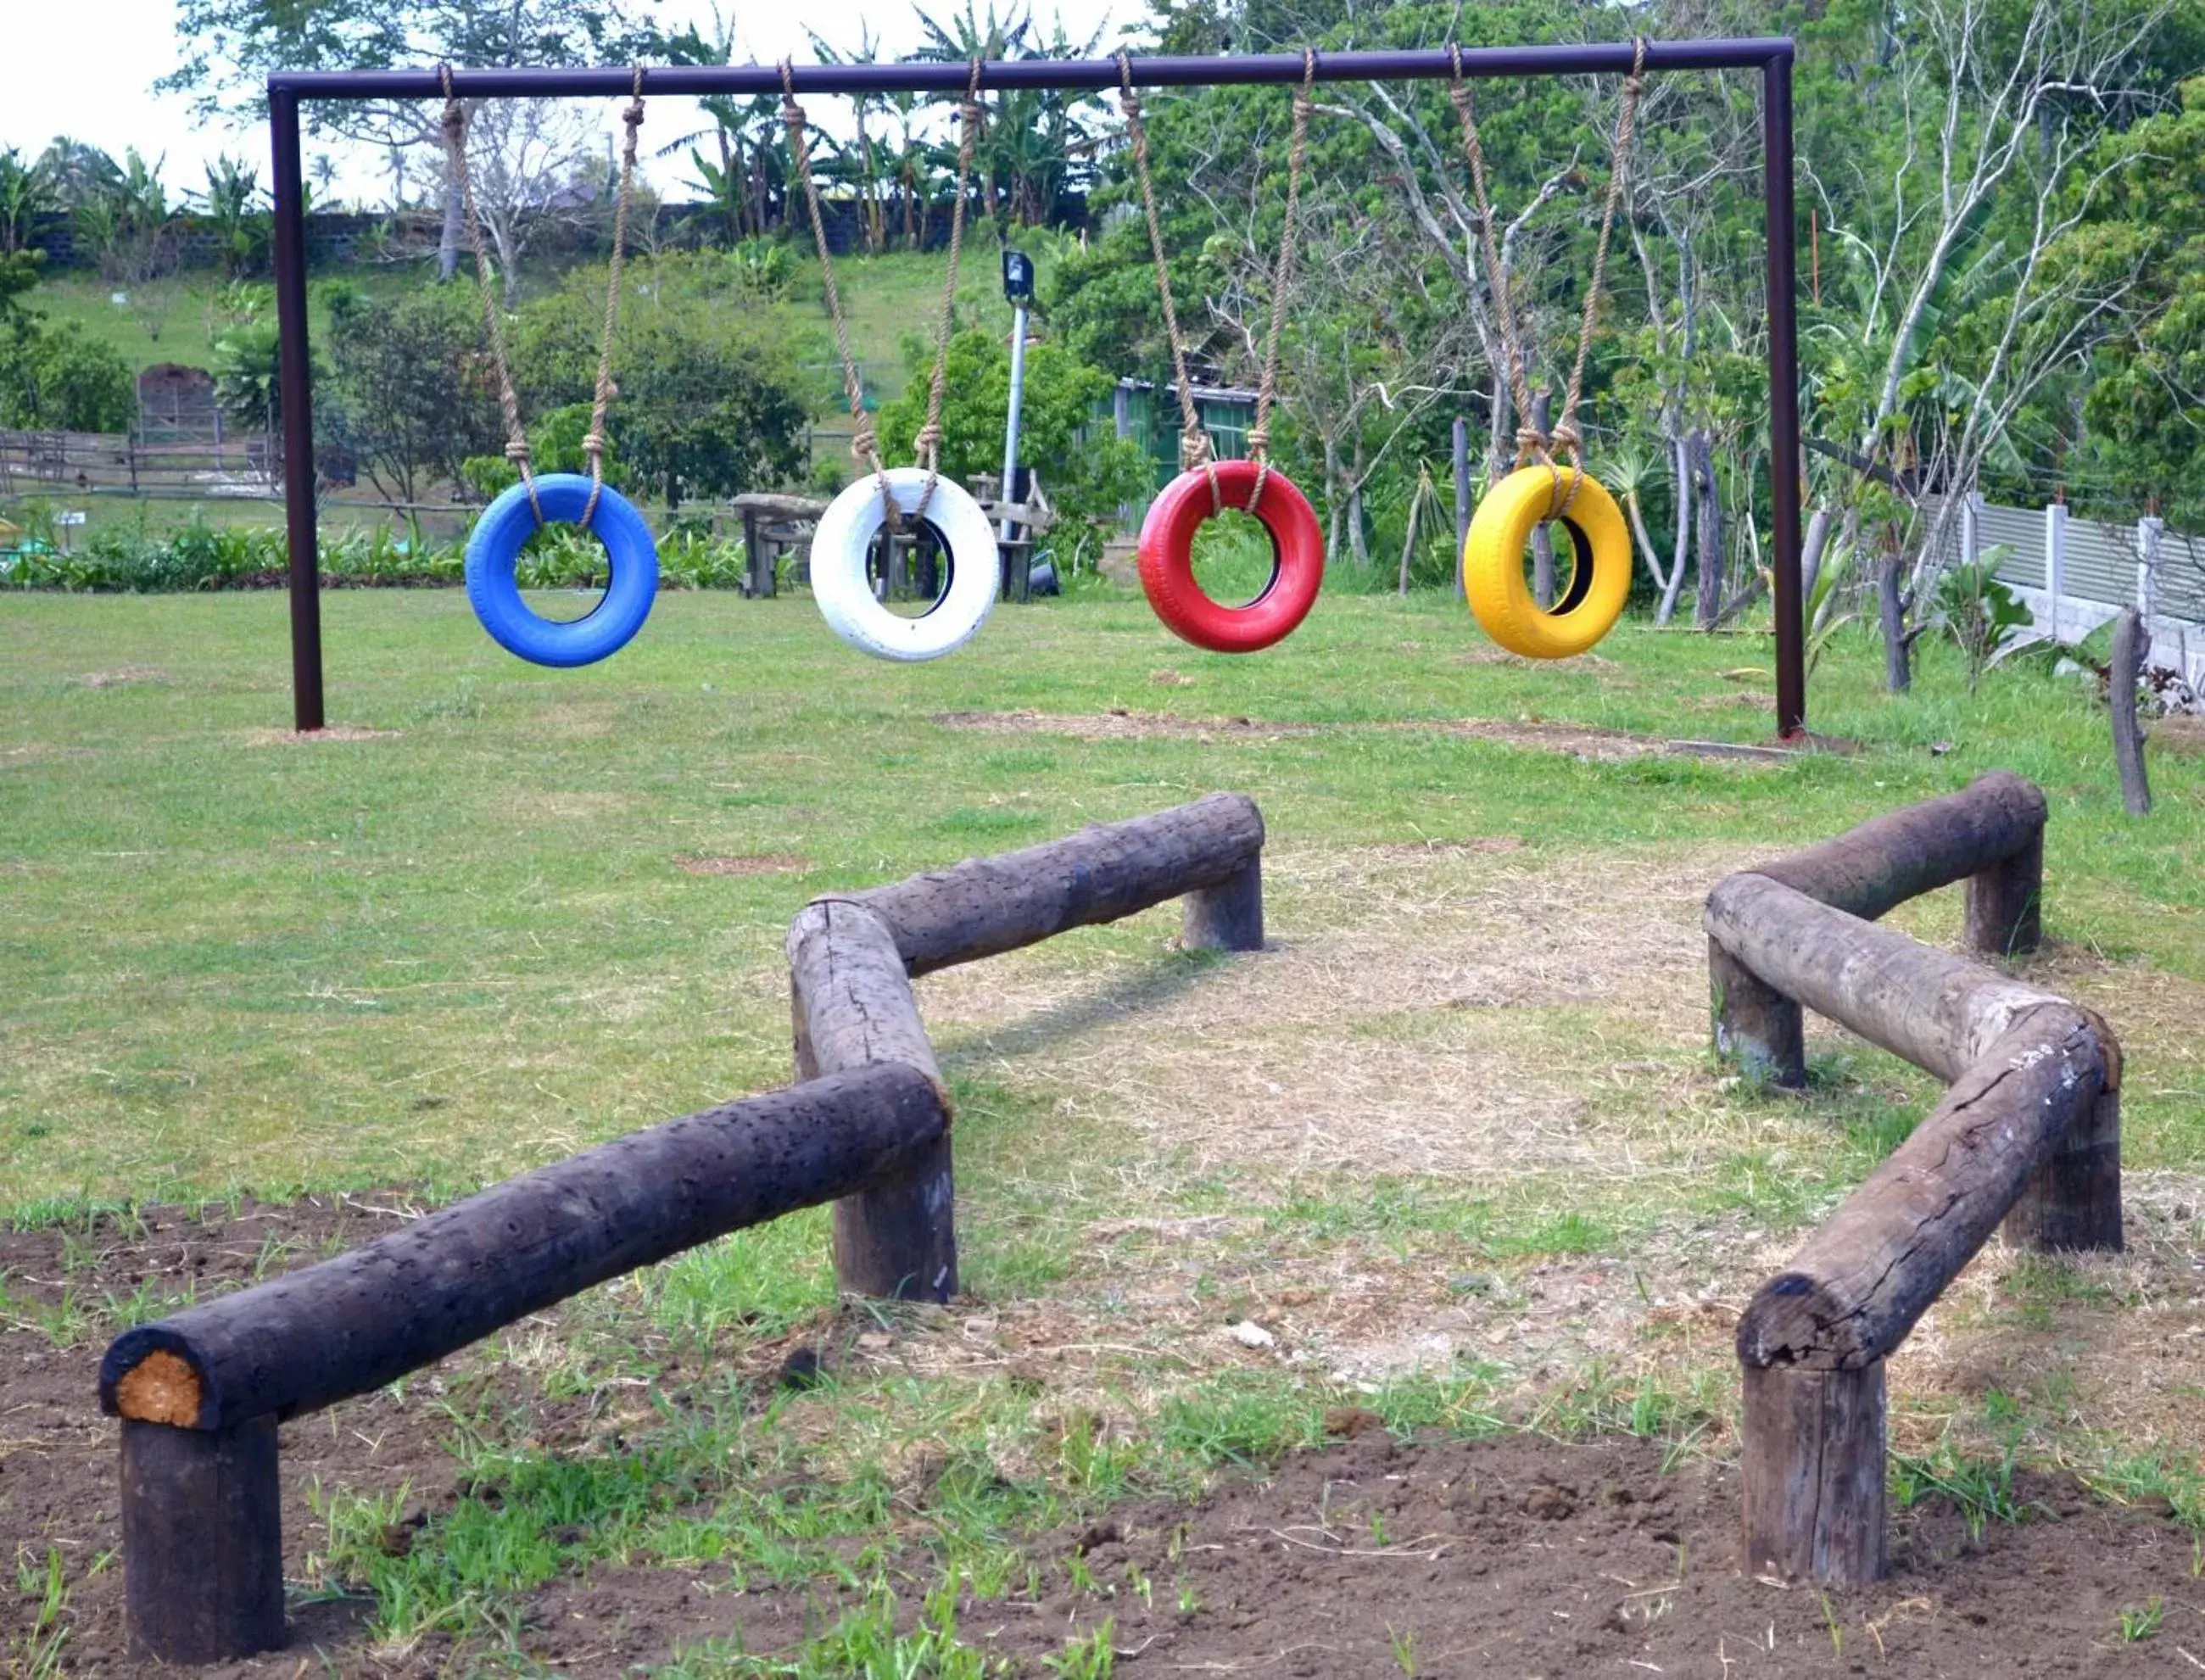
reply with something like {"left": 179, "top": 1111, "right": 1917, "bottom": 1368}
{"left": 266, "top": 37, "right": 1806, "bottom": 737}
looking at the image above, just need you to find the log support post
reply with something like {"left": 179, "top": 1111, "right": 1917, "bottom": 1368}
{"left": 1710, "top": 938, "right": 1805, "bottom": 1088}
{"left": 2004, "top": 1086, "right": 2124, "bottom": 1253}
{"left": 789, "top": 901, "right": 958, "bottom": 1303}
{"left": 1181, "top": 857, "right": 1264, "bottom": 952}
{"left": 1740, "top": 1360, "right": 1887, "bottom": 1589}
{"left": 1965, "top": 824, "right": 2042, "bottom": 958}
{"left": 120, "top": 1415, "right": 286, "bottom": 1663}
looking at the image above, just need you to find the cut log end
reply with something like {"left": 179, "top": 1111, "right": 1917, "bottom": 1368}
{"left": 114, "top": 1348, "right": 204, "bottom": 1426}
{"left": 1736, "top": 1272, "right": 1853, "bottom": 1371}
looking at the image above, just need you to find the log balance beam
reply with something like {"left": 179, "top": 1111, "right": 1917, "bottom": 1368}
{"left": 98, "top": 795, "right": 1266, "bottom": 1664}
{"left": 1705, "top": 773, "right": 2121, "bottom": 1590}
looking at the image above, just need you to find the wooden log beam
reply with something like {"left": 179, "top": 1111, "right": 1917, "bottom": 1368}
{"left": 1964, "top": 822, "right": 2044, "bottom": 958}
{"left": 788, "top": 899, "right": 957, "bottom": 1300}
{"left": 1705, "top": 873, "right": 2060, "bottom": 1083}
{"left": 100, "top": 1063, "right": 947, "bottom": 1431}
{"left": 120, "top": 1415, "right": 285, "bottom": 1662}
{"left": 1741, "top": 1361, "right": 1888, "bottom": 1588}
{"left": 1749, "top": 770, "right": 2045, "bottom": 938}
{"left": 853, "top": 793, "right": 1265, "bottom": 976}
{"left": 1736, "top": 1010, "right": 2107, "bottom": 1371}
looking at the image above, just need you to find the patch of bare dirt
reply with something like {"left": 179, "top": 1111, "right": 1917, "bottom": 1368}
{"left": 986, "top": 1433, "right": 2205, "bottom": 1678}
{"left": 1149, "top": 668, "right": 1195, "bottom": 687}
{"left": 238, "top": 725, "right": 402, "bottom": 745}
{"left": 674, "top": 852, "right": 811, "bottom": 876}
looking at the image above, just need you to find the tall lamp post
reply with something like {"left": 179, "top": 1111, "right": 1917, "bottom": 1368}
{"left": 998, "top": 248, "right": 1035, "bottom": 596}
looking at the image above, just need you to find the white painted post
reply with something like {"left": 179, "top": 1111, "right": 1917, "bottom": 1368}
{"left": 2045, "top": 501, "right": 2069, "bottom": 645}
{"left": 2138, "top": 515, "right": 2163, "bottom": 622}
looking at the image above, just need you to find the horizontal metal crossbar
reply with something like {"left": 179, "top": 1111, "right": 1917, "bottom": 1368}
{"left": 266, "top": 39, "right": 1793, "bottom": 101}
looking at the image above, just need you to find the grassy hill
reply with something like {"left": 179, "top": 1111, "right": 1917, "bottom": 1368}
{"left": 31, "top": 239, "right": 1044, "bottom": 402}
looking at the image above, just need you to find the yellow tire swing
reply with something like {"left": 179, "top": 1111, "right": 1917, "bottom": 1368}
{"left": 1452, "top": 42, "right": 1646, "bottom": 661}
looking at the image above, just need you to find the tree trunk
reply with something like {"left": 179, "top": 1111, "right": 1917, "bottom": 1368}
{"left": 1398, "top": 478, "right": 1421, "bottom": 595}
{"left": 1691, "top": 430, "right": 1724, "bottom": 630}
{"left": 1878, "top": 547, "right": 1911, "bottom": 693}
{"left": 2110, "top": 606, "right": 2152, "bottom": 816}
{"left": 1800, "top": 505, "right": 1832, "bottom": 606}
{"left": 1348, "top": 482, "right": 1370, "bottom": 569}
{"left": 438, "top": 173, "right": 463, "bottom": 281}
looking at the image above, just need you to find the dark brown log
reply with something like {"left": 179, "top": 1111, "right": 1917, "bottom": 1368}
{"left": 2003, "top": 1086, "right": 2124, "bottom": 1253}
{"left": 1740, "top": 1361, "right": 1887, "bottom": 1588}
{"left": 787, "top": 899, "right": 957, "bottom": 1300}
{"left": 121, "top": 1415, "right": 285, "bottom": 1662}
{"left": 1737, "top": 1010, "right": 2107, "bottom": 1371}
{"left": 101, "top": 1064, "right": 947, "bottom": 1429}
{"left": 1710, "top": 936, "right": 1806, "bottom": 1088}
{"left": 1181, "top": 858, "right": 1264, "bottom": 952}
{"left": 2111, "top": 606, "right": 2152, "bottom": 816}
{"left": 855, "top": 793, "right": 1265, "bottom": 976}
{"left": 1964, "top": 822, "right": 2043, "bottom": 958}
{"left": 1750, "top": 772, "right": 2046, "bottom": 924}
{"left": 1705, "top": 873, "right": 2057, "bottom": 1083}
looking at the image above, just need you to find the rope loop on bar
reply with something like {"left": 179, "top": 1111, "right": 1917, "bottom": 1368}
{"left": 781, "top": 58, "right": 900, "bottom": 530}
{"left": 1119, "top": 50, "right": 1220, "bottom": 513}
{"left": 443, "top": 64, "right": 541, "bottom": 527}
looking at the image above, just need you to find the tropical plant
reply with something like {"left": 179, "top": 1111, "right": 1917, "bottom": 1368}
{"left": 193, "top": 154, "right": 270, "bottom": 277}
{"left": 1934, "top": 545, "right": 2032, "bottom": 691}
{"left": 0, "top": 150, "right": 59, "bottom": 255}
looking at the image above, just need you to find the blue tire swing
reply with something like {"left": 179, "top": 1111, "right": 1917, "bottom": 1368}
{"left": 444, "top": 68, "right": 657, "bottom": 668}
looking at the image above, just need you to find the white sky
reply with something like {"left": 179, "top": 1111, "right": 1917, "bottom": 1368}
{"left": 3, "top": 0, "right": 1127, "bottom": 205}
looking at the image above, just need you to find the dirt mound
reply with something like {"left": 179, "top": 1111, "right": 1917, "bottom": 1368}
{"left": 991, "top": 1432, "right": 2198, "bottom": 1677}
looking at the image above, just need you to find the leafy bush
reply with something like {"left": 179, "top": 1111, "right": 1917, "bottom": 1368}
{"left": 0, "top": 511, "right": 750, "bottom": 594}
{"left": 874, "top": 327, "right": 1150, "bottom": 570}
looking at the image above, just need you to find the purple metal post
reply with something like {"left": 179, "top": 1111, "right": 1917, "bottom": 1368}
{"left": 270, "top": 88, "right": 323, "bottom": 732}
{"left": 1763, "top": 52, "right": 1806, "bottom": 739}
{"left": 267, "top": 37, "right": 1806, "bottom": 740}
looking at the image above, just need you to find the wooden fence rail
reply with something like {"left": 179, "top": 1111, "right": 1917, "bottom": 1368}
{"left": 98, "top": 794, "right": 1267, "bottom": 1664}
{"left": 1707, "top": 773, "right": 2122, "bottom": 1589}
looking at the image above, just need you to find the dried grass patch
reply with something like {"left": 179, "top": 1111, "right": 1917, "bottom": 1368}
{"left": 75, "top": 666, "right": 164, "bottom": 688}
{"left": 2152, "top": 714, "right": 2205, "bottom": 759}
{"left": 505, "top": 789, "right": 631, "bottom": 820}
{"left": 933, "top": 707, "right": 1799, "bottom": 765}
{"left": 922, "top": 841, "right": 1746, "bottom": 1182}
{"left": 674, "top": 853, "right": 810, "bottom": 876}
{"left": 239, "top": 724, "right": 401, "bottom": 745}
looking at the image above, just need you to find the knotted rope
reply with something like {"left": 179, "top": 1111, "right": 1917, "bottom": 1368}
{"left": 1449, "top": 37, "right": 1645, "bottom": 523}
{"left": 781, "top": 60, "right": 897, "bottom": 527}
{"left": 912, "top": 58, "right": 986, "bottom": 522}
{"left": 581, "top": 68, "right": 646, "bottom": 527}
{"left": 1119, "top": 52, "right": 1220, "bottom": 511}
{"left": 443, "top": 65, "right": 541, "bottom": 527}
{"left": 1246, "top": 50, "right": 1316, "bottom": 513}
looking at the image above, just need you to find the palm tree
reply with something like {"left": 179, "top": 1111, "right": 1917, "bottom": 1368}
{"left": 656, "top": 14, "right": 789, "bottom": 242}
{"left": 809, "top": 25, "right": 890, "bottom": 254}
{"left": 0, "top": 150, "right": 59, "bottom": 255}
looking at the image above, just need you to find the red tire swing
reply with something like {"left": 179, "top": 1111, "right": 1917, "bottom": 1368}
{"left": 1120, "top": 53, "right": 1324, "bottom": 655}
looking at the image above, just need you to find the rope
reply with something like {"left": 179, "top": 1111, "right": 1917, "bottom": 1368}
{"left": 1449, "top": 39, "right": 1645, "bottom": 523}
{"left": 913, "top": 59, "right": 985, "bottom": 522}
{"left": 781, "top": 60, "right": 898, "bottom": 528}
{"left": 1247, "top": 50, "right": 1316, "bottom": 513}
{"left": 1119, "top": 52, "right": 1219, "bottom": 511}
{"left": 580, "top": 68, "right": 647, "bottom": 528}
{"left": 443, "top": 66, "right": 541, "bottom": 527}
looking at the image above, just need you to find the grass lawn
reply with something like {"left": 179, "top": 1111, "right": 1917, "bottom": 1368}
{"left": 4, "top": 584, "right": 2202, "bottom": 1668}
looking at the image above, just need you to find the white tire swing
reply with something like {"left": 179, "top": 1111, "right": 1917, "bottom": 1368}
{"left": 810, "top": 467, "right": 998, "bottom": 661}
{"left": 784, "top": 63, "right": 996, "bottom": 663}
